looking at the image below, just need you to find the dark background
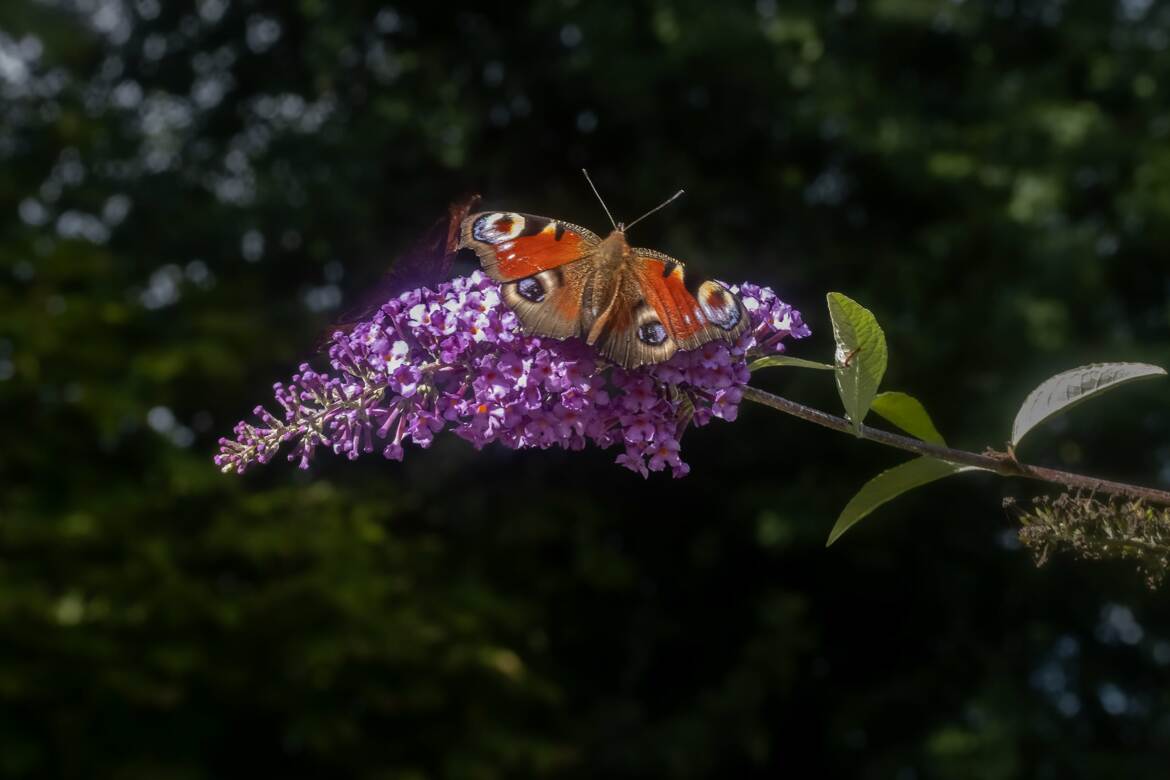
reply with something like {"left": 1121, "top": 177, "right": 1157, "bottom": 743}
{"left": 3, "top": 0, "right": 1170, "bottom": 777}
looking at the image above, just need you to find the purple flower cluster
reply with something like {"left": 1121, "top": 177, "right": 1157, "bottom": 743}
{"left": 215, "top": 272, "right": 809, "bottom": 478}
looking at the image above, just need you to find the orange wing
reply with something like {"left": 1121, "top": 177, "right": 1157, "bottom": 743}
{"left": 459, "top": 211, "right": 599, "bottom": 281}
{"left": 634, "top": 250, "right": 749, "bottom": 351}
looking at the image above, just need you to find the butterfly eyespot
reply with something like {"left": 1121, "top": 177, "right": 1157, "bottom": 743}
{"left": 473, "top": 212, "right": 525, "bottom": 243}
{"left": 516, "top": 276, "right": 546, "bottom": 302}
{"left": 699, "top": 284, "right": 742, "bottom": 330}
{"left": 637, "top": 321, "right": 668, "bottom": 346}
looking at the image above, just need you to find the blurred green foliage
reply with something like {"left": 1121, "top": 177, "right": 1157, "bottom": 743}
{"left": 2, "top": 0, "right": 1170, "bottom": 777}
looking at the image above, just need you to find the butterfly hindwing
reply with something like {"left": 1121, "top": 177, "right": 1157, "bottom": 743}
{"left": 591, "top": 292, "right": 678, "bottom": 368}
{"left": 497, "top": 263, "right": 596, "bottom": 341}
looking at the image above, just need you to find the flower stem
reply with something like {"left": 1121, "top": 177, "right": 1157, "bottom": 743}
{"left": 742, "top": 384, "right": 1170, "bottom": 507}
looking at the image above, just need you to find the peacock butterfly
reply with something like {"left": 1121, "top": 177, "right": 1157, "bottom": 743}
{"left": 457, "top": 173, "right": 748, "bottom": 368}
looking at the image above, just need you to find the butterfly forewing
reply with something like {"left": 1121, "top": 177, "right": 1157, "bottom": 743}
{"left": 459, "top": 211, "right": 599, "bottom": 281}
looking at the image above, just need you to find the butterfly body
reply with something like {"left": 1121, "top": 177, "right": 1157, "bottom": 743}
{"left": 459, "top": 211, "right": 748, "bottom": 368}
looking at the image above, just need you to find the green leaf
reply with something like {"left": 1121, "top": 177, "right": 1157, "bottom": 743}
{"left": 826, "top": 292, "right": 888, "bottom": 435}
{"left": 749, "top": 355, "right": 835, "bottom": 372}
{"left": 827, "top": 458, "right": 983, "bottom": 546}
{"left": 1011, "top": 362, "right": 1167, "bottom": 447}
{"left": 871, "top": 391, "right": 946, "bottom": 445}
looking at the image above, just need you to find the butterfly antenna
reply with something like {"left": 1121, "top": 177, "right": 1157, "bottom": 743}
{"left": 623, "top": 189, "right": 685, "bottom": 232}
{"left": 581, "top": 168, "right": 619, "bottom": 231}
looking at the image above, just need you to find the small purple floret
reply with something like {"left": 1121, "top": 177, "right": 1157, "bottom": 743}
{"left": 215, "top": 273, "right": 809, "bottom": 478}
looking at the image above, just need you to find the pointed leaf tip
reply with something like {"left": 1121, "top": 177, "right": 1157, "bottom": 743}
{"left": 1011, "top": 362, "right": 1166, "bottom": 447}
{"left": 826, "top": 457, "right": 985, "bottom": 546}
{"left": 871, "top": 391, "right": 946, "bottom": 445}
{"left": 749, "top": 355, "right": 835, "bottom": 372}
